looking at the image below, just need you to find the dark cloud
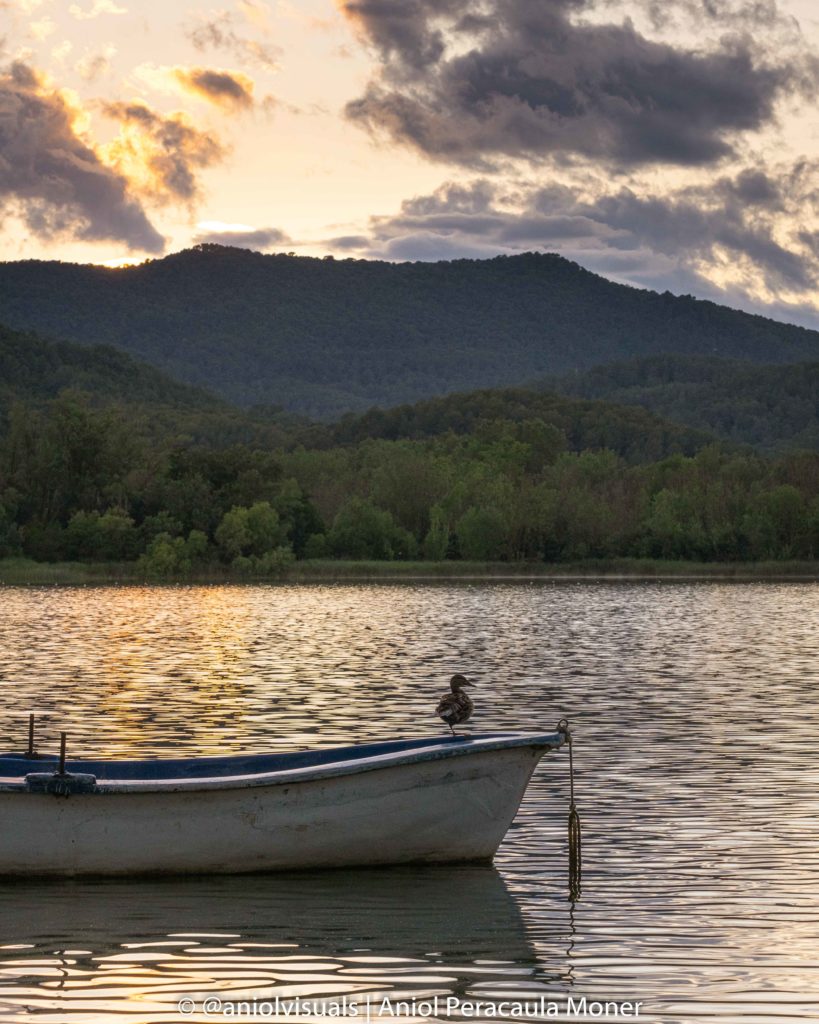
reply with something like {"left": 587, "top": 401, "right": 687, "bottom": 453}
{"left": 341, "top": 0, "right": 817, "bottom": 168}
{"left": 330, "top": 167, "right": 819, "bottom": 322}
{"left": 354, "top": 180, "right": 619, "bottom": 261}
{"left": 575, "top": 180, "right": 813, "bottom": 290}
{"left": 326, "top": 234, "right": 371, "bottom": 249}
{"left": 637, "top": 0, "right": 790, "bottom": 33}
{"left": 191, "top": 226, "right": 290, "bottom": 248}
{"left": 173, "top": 66, "right": 255, "bottom": 110}
{"left": 401, "top": 179, "right": 497, "bottom": 215}
{"left": 102, "top": 101, "right": 226, "bottom": 205}
{"left": 188, "top": 12, "right": 280, "bottom": 70}
{"left": 0, "top": 62, "right": 164, "bottom": 251}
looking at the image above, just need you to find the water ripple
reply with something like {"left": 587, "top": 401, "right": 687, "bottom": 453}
{"left": 0, "top": 581, "right": 817, "bottom": 1022}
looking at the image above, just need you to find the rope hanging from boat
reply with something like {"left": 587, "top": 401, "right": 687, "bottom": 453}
{"left": 558, "top": 718, "right": 582, "bottom": 901}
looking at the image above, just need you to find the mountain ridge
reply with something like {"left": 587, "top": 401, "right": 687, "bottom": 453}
{"left": 1, "top": 246, "right": 817, "bottom": 417}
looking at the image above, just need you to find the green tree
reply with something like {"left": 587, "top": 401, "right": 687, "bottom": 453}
{"left": 254, "top": 546, "right": 295, "bottom": 576}
{"left": 140, "top": 511, "right": 183, "bottom": 543}
{"left": 641, "top": 488, "right": 705, "bottom": 559}
{"left": 273, "top": 478, "right": 324, "bottom": 556}
{"left": 137, "top": 530, "right": 209, "bottom": 577}
{"left": 96, "top": 508, "right": 139, "bottom": 561}
{"left": 743, "top": 485, "right": 807, "bottom": 559}
{"left": 456, "top": 506, "right": 508, "bottom": 560}
{"left": 215, "top": 502, "right": 287, "bottom": 561}
{"left": 423, "top": 504, "right": 450, "bottom": 560}
{"left": 246, "top": 501, "right": 287, "bottom": 555}
{"left": 215, "top": 506, "right": 251, "bottom": 560}
{"left": 328, "top": 498, "right": 417, "bottom": 560}
{"left": 65, "top": 510, "right": 102, "bottom": 561}
{"left": 0, "top": 503, "right": 20, "bottom": 557}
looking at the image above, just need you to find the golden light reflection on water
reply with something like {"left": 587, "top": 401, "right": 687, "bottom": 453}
{"left": 91, "top": 586, "right": 257, "bottom": 754}
{"left": 0, "top": 581, "right": 818, "bottom": 1022}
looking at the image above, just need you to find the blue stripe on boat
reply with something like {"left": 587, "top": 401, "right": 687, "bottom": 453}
{"left": 0, "top": 732, "right": 542, "bottom": 781}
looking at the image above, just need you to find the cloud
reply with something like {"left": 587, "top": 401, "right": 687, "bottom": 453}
{"left": 237, "top": 0, "right": 271, "bottom": 29}
{"left": 69, "top": 0, "right": 127, "bottom": 19}
{"left": 101, "top": 101, "right": 226, "bottom": 205}
{"left": 188, "top": 11, "right": 281, "bottom": 70}
{"left": 635, "top": 0, "right": 794, "bottom": 34}
{"left": 29, "top": 17, "right": 57, "bottom": 40}
{"left": 326, "top": 233, "right": 371, "bottom": 249}
{"left": 328, "top": 166, "right": 819, "bottom": 322}
{"left": 192, "top": 222, "right": 290, "bottom": 248}
{"left": 0, "top": 61, "right": 163, "bottom": 251}
{"left": 171, "top": 66, "right": 255, "bottom": 110}
{"left": 571, "top": 170, "right": 816, "bottom": 292}
{"left": 340, "top": 0, "right": 818, "bottom": 169}
{"left": 77, "top": 45, "right": 117, "bottom": 82}
{"left": 51, "top": 40, "right": 73, "bottom": 64}
{"left": 136, "top": 63, "right": 260, "bottom": 112}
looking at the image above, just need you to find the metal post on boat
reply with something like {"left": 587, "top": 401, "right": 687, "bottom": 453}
{"left": 27, "top": 714, "right": 35, "bottom": 757}
{"left": 58, "top": 732, "right": 67, "bottom": 776}
{"left": 558, "top": 718, "right": 582, "bottom": 902}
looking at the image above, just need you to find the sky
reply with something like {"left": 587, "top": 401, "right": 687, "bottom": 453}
{"left": 3, "top": 0, "right": 819, "bottom": 325}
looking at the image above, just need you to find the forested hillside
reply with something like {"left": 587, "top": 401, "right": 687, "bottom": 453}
{"left": 0, "top": 323, "right": 297, "bottom": 448}
{"left": 318, "top": 387, "right": 712, "bottom": 464}
{"left": 2, "top": 314, "right": 817, "bottom": 573}
{"left": 543, "top": 355, "right": 819, "bottom": 452}
{"left": 2, "top": 246, "right": 818, "bottom": 417}
{"left": 0, "top": 323, "right": 216, "bottom": 412}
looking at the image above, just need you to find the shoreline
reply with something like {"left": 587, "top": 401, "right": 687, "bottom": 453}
{"left": 1, "top": 556, "right": 818, "bottom": 585}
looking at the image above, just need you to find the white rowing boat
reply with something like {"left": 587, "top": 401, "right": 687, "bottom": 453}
{"left": 0, "top": 731, "right": 564, "bottom": 877}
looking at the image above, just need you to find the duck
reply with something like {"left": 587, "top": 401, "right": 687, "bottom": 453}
{"left": 436, "top": 674, "right": 475, "bottom": 736}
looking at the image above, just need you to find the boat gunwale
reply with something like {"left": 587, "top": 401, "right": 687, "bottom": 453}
{"left": 0, "top": 732, "right": 564, "bottom": 795}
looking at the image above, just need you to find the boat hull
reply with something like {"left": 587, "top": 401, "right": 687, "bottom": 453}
{"left": 0, "top": 740, "right": 555, "bottom": 876}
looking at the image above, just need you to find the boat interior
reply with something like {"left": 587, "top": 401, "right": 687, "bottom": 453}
{"left": 0, "top": 733, "right": 503, "bottom": 781}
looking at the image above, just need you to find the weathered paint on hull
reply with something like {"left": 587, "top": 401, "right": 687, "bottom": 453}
{"left": 0, "top": 746, "right": 546, "bottom": 876}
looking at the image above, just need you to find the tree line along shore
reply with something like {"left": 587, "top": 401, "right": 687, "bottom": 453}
{"left": 1, "top": 392, "right": 818, "bottom": 580}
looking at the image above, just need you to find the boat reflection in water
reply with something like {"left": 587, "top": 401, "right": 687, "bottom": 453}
{"left": 0, "top": 866, "right": 554, "bottom": 1023}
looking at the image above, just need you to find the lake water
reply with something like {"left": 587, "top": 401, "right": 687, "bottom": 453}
{"left": 0, "top": 581, "right": 817, "bottom": 1024}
